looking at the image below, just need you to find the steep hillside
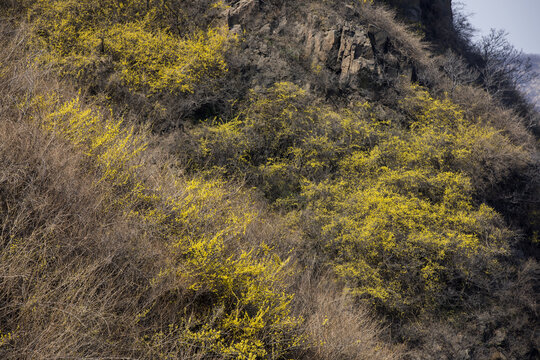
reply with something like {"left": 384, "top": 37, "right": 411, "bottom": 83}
{"left": 1, "top": 1, "right": 538, "bottom": 359}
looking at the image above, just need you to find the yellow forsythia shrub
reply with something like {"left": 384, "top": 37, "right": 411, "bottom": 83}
{"left": 189, "top": 82, "right": 521, "bottom": 315}
{"left": 300, "top": 86, "right": 520, "bottom": 314}
{"left": 190, "top": 82, "right": 383, "bottom": 202}
{"left": 29, "top": 0, "right": 232, "bottom": 94}
{"left": 30, "top": 93, "right": 303, "bottom": 359}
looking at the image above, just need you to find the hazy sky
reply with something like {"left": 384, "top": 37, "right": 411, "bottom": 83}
{"left": 459, "top": 0, "right": 540, "bottom": 54}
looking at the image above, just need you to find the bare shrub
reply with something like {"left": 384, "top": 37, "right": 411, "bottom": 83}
{"left": 451, "top": 1, "right": 476, "bottom": 51}
{"left": 438, "top": 50, "right": 479, "bottom": 92}
{"left": 474, "top": 29, "right": 536, "bottom": 108}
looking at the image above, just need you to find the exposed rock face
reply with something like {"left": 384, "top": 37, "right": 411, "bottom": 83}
{"left": 226, "top": 0, "right": 259, "bottom": 29}
{"left": 301, "top": 16, "right": 415, "bottom": 86}
{"left": 224, "top": 0, "right": 418, "bottom": 93}
{"left": 302, "top": 16, "right": 377, "bottom": 84}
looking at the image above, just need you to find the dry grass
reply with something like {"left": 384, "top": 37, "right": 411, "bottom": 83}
{"left": 0, "top": 25, "right": 169, "bottom": 357}
{"left": 358, "top": 2, "right": 428, "bottom": 62}
{"left": 293, "top": 271, "right": 401, "bottom": 360}
{"left": 0, "top": 117, "right": 168, "bottom": 358}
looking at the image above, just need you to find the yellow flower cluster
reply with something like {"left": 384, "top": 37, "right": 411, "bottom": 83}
{"left": 29, "top": 0, "right": 232, "bottom": 94}
{"left": 190, "top": 82, "right": 521, "bottom": 314}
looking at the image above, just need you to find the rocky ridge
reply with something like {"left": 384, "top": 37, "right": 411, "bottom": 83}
{"left": 223, "top": 0, "right": 430, "bottom": 97}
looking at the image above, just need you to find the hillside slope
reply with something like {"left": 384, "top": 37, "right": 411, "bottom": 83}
{"left": 1, "top": 1, "right": 538, "bottom": 359}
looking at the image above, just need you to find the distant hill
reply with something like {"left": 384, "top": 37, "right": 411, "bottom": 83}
{"left": 520, "top": 54, "right": 540, "bottom": 109}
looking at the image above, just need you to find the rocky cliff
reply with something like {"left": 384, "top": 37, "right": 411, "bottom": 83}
{"left": 222, "top": 0, "right": 435, "bottom": 102}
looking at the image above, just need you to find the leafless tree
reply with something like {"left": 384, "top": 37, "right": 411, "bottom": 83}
{"left": 475, "top": 29, "right": 535, "bottom": 102}
{"left": 440, "top": 50, "right": 479, "bottom": 92}
{"left": 452, "top": 1, "right": 476, "bottom": 50}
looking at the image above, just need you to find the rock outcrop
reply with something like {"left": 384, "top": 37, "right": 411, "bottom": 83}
{"left": 300, "top": 15, "right": 416, "bottom": 86}
{"left": 223, "top": 0, "right": 420, "bottom": 94}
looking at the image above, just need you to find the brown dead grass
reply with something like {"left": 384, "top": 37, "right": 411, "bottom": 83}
{"left": 0, "top": 25, "right": 170, "bottom": 357}
{"left": 0, "top": 116, "right": 168, "bottom": 358}
{"left": 294, "top": 271, "right": 401, "bottom": 360}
